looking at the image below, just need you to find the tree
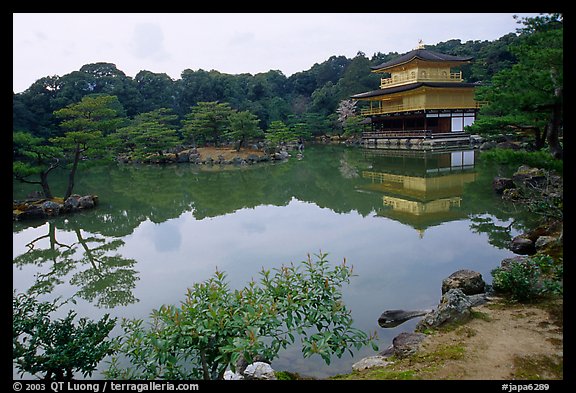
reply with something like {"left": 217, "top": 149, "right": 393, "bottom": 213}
{"left": 105, "top": 253, "right": 376, "bottom": 380}
{"left": 287, "top": 113, "right": 333, "bottom": 138}
{"left": 264, "top": 120, "right": 297, "bottom": 146}
{"left": 471, "top": 13, "right": 563, "bottom": 158}
{"left": 14, "top": 76, "right": 65, "bottom": 137}
{"left": 134, "top": 70, "right": 176, "bottom": 113}
{"left": 225, "top": 110, "right": 263, "bottom": 151}
{"left": 13, "top": 131, "right": 63, "bottom": 199}
{"left": 52, "top": 94, "right": 126, "bottom": 199}
{"left": 181, "top": 101, "right": 235, "bottom": 147}
{"left": 114, "top": 108, "right": 181, "bottom": 160}
{"left": 13, "top": 292, "right": 117, "bottom": 380}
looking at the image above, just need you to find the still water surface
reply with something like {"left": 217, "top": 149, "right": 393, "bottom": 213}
{"left": 13, "top": 144, "right": 528, "bottom": 379}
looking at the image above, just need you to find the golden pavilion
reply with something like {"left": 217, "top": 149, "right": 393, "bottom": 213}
{"left": 351, "top": 43, "right": 483, "bottom": 147}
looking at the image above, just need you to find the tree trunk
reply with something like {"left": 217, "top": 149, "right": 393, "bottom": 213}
{"left": 546, "top": 102, "right": 563, "bottom": 159}
{"left": 533, "top": 127, "right": 545, "bottom": 150}
{"left": 547, "top": 67, "right": 563, "bottom": 159}
{"left": 40, "top": 170, "right": 53, "bottom": 199}
{"left": 64, "top": 144, "right": 81, "bottom": 200}
{"left": 235, "top": 138, "right": 244, "bottom": 152}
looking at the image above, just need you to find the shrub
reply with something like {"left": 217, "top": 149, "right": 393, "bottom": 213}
{"left": 491, "top": 255, "right": 563, "bottom": 301}
{"left": 13, "top": 292, "right": 117, "bottom": 380}
{"left": 105, "top": 253, "right": 377, "bottom": 380}
{"left": 480, "top": 148, "right": 563, "bottom": 174}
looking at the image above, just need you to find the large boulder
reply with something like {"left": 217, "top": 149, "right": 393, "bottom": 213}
{"left": 509, "top": 235, "right": 536, "bottom": 255}
{"left": 41, "top": 200, "right": 61, "bottom": 216}
{"left": 512, "top": 165, "right": 547, "bottom": 187}
{"left": 441, "top": 269, "right": 485, "bottom": 295}
{"left": 352, "top": 355, "right": 393, "bottom": 371}
{"left": 243, "top": 362, "right": 277, "bottom": 380}
{"left": 391, "top": 332, "right": 427, "bottom": 358}
{"left": 378, "top": 309, "right": 430, "bottom": 328}
{"left": 415, "top": 289, "right": 472, "bottom": 332}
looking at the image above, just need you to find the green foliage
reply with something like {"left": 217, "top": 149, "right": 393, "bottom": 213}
{"left": 15, "top": 27, "right": 533, "bottom": 139}
{"left": 264, "top": 119, "right": 312, "bottom": 146}
{"left": 13, "top": 131, "right": 64, "bottom": 198}
{"left": 341, "top": 115, "right": 364, "bottom": 138}
{"left": 114, "top": 108, "right": 181, "bottom": 159}
{"left": 54, "top": 94, "right": 126, "bottom": 136}
{"left": 480, "top": 149, "right": 563, "bottom": 222}
{"left": 470, "top": 14, "right": 563, "bottom": 157}
{"left": 13, "top": 131, "right": 62, "bottom": 176}
{"left": 50, "top": 94, "right": 126, "bottom": 198}
{"left": 491, "top": 255, "right": 563, "bottom": 302}
{"left": 181, "top": 101, "right": 235, "bottom": 146}
{"left": 52, "top": 94, "right": 126, "bottom": 163}
{"left": 226, "top": 110, "right": 263, "bottom": 150}
{"left": 479, "top": 148, "right": 563, "bottom": 173}
{"left": 287, "top": 113, "right": 334, "bottom": 138}
{"left": 13, "top": 292, "right": 117, "bottom": 380}
{"left": 105, "top": 253, "right": 376, "bottom": 380}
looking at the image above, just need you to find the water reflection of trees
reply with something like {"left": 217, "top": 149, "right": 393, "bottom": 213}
{"left": 13, "top": 221, "right": 139, "bottom": 308}
{"left": 14, "top": 145, "right": 539, "bottom": 270}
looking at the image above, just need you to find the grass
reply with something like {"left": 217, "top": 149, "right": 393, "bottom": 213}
{"left": 512, "top": 354, "right": 563, "bottom": 379}
{"left": 330, "top": 343, "right": 466, "bottom": 380}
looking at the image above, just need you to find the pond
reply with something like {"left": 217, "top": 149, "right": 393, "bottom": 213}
{"left": 13, "top": 144, "right": 531, "bottom": 379}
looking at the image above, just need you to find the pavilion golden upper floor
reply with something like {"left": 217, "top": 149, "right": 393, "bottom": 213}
{"left": 352, "top": 47, "right": 482, "bottom": 118}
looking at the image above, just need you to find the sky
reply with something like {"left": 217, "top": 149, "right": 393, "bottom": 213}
{"left": 13, "top": 12, "right": 542, "bottom": 93}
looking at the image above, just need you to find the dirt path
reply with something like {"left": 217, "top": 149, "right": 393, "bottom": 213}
{"left": 337, "top": 297, "right": 563, "bottom": 380}
{"left": 416, "top": 298, "right": 563, "bottom": 380}
{"left": 195, "top": 146, "right": 267, "bottom": 160}
{"left": 349, "top": 297, "right": 564, "bottom": 381}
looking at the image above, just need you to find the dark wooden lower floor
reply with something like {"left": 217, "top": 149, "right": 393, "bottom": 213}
{"left": 362, "top": 131, "right": 473, "bottom": 147}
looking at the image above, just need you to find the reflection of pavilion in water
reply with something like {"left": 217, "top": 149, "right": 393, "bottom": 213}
{"left": 359, "top": 148, "right": 477, "bottom": 237}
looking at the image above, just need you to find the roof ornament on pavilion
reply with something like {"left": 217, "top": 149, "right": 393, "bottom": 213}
{"left": 369, "top": 47, "right": 473, "bottom": 73}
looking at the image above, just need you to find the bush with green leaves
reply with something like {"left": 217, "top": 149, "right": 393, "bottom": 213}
{"left": 13, "top": 292, "right": 117, "bottom": 380}
{"left": 105, "top": 253, "right": 377, "bottom": 380}
{"left": 491, "top": 255, "right": 563, "bottom": 302}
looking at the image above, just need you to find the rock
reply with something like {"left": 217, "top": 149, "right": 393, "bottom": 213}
{"left": 496, "top": 141, "right": 521, "bottom": 150}
{"left": 247, "top": 154, "right": 260, "bottom": 163}
{"left": 17, "top": 205, "right": 47, "bottom": 220}
{"left": 509, "top": 235, "right": 536, "bottom": 255}
{"left": 467, "top": 292, "right": 491, "bottom": 307}
{"left": 235, "top": 354, "right": 268, "bottom": 375}
{"left": 391, "top": 332, "right": 426, "bottom": 358}
{"left": 41, "top": 200, "right": 61, "bottom": 216}
{"left": 502, "top": 187, "right": 522, "bottom": 201}
{"left": 512, "top": 165, "right": 547, "bottom": 187}
{"left": 492, "top": 177, "right": 515, "bottom": 194}
{"left": 63, "top": 195, "right": 81, "bottom": 211}
{"left": 189, "top": 153, "right": 201, "bottom": 163}
{"left": 500, "top": 255, "right": 530, "bottom": 269}
{"left": 535, "top": 235, "right": 557, "bottom": 250}
{"left": 242, "top": 362, "right": 277, "bottom": 380}
{"left": 78, "top": 195, "right": 97, "bottom": 209}
{"left": 415, "top": 289, "right": 472, "bottom": 332}
{"left": 441, "top": 269, "right": 485, "bottom": 296}
{"left": 176, "top": 153, "right": 189, "bottom": 163}
{"left": 378, "top": 309, "right": 431, "bottom": 328}
{"left": 352, "top": 356, "right": 393, "bottom": 371}
{"left": 479, "top": 141, "right": 496, "bottom": 150}
{"left": 223, "top": 370, "right": 244, "bottom": 380}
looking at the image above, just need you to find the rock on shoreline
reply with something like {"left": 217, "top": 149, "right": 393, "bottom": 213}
{"left": 13, "top": 194, "right": 99, "bottom": 221}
